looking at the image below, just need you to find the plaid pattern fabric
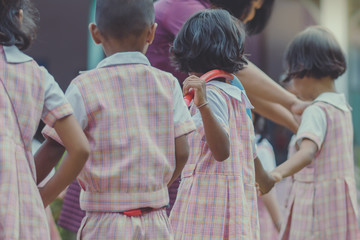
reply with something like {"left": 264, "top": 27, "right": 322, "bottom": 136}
{"left": 257, "top": 198, "right": 279, "bottom": 240}
{"left": 77, "top": 209, "right": 173, "bottom": 240}
{"left": 44, "top": 61, "right": 195, "bottom": 238}
{"left": 0, "top": 46, "right": 72, "bottom": 239}
{"left": 280, "top": 101, "right": 360, "bottom": 240}
{"left": 170, "top": 85, "right": 259, "bottom": 239}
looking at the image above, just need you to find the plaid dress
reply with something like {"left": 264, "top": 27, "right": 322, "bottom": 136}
{"left": 0, "top": 45, "right": 73, "bottom": 239}
{"left": 280, "top": 101, "right": 360, "bottom": 240}
{"left": 43, "top": 52, "right": 195, "bottom": 239}
{"left": 170, "top": 83, "right": 259, "bottom": 240}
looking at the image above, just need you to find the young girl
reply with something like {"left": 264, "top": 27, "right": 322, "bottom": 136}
{"left": 0, "top": 1, "right": 89, "bottom": 239}
{"left": 253, "top": 113, "right": 282, "bottom": 239}
{"left": 169, "top": 9, "right": 275, "bottom": 239}
{"left": 270, "top": 26, "right": 360, "bottom": 239}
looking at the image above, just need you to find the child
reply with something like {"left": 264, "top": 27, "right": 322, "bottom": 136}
{"left": 0, "top": 0, "right": 90, "bottom": 239}
{"left": 270, "top": 26, "right": 360, "bottom": 239}
{"left": 169, "top": 9, "right": 275, "bottom": 239}
{"left": 35, "top": 0, "right": 195, "bottom": 239}
{"left": 253, "top": 113, "right": 282, "bottom": 239}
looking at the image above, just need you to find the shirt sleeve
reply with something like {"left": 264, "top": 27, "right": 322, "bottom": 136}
{"left": 41, "top": 69, "right": 73, "bottom": 127}
{"left": 192, "top": 87, "right": 229, "bottom": 138}
{"left": 42, "top": 83, "right": 88, "bottom": 145}
{"left": 173, "top": 80, "right": 196, "bottom": 137}
{"left": 296, "top": 105, "right": 327, "bottom": 151}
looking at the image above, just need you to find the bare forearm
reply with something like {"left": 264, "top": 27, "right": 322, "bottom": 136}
{"left": 200, "top": 105, "right": 229, "bottom": 161}
{"left": 34, "top": 138, "right": 65, "bottom": 185}
{"left": 255, "top": 157, "right": 275, "bottom": 195}
{"left": 273, "top": 151, "right": 313, "bottom": 179}
{"left": 251, "top": 96, "right": 299, "bottom": 133}
{"left": 261, "top": 189, "right": 282, "bottom": 231}
{"left": 168, "top": 135, "right": 189, "bottom": 187}
{"left": 236, "top": 62, "right": 298, "bottom": 110}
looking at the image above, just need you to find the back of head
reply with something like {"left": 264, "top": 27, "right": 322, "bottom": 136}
{"left": 0, "top": 0, "right": 39, "bottom": 50}
{"left": 210, "top": 0, "right": 275, "bottom": 35}
{"left": 171, "top": 9, "right": 247, "bottom": 74}
{"left": 285, "top": 26, "right": 346, "bottom": 80}
{"left": 95, "top": 0, "right": 154, "bottom": 40}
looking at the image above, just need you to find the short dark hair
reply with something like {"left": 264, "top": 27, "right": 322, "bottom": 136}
{"left": 0, "top": 0, "right": 39, "bottom": 50}
{"left": 210, "top": 0, "right": 275, "bottom": 35}
{"left": 95, "top": 0, "right": 155, "bottom": 39}
{"left": 171, "top": 9, "right": 247, "bottom": 74}
{"left": 285, "top": 26, "right": 346, "bottom": 80}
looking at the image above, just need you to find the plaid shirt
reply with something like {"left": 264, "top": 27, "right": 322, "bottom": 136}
{"left": 44, "top": 51, "right": 195, "bottom": 213}
{"left": 0, "top": 45, "right": 72, "bottom": 239}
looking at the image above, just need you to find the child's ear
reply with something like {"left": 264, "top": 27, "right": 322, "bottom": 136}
{"left": 89, "top": 23, "right": 102, "bottom": 44}
{"left": 146, "top": 23, "right": 158, "bottom": 45}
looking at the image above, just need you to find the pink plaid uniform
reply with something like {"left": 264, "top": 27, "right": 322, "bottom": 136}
{"left": 170, "top": 83, "right": 259, "bottom": 239}
{"left": 280, "top": 101, "right": 360, "bottom": 239}
{"left": 0, "top": 45, "right": 73, "bottom": 239}
{"left": 44, "top": 52, "right": 195, "bottom": 239}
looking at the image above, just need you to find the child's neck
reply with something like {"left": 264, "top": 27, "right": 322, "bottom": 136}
{"left": 308, "top": 76, "right": 336, "bottom": 101}
{"left": 102, "top": 36, "right": 148, "bottom": 57}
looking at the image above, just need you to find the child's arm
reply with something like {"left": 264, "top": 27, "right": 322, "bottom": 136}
{"left": 260, "top": 189, "right": 282, "bottom": 232}
{"left": 271, "top": 139, "right": 318, "bottom": 181}
{"left": 35, "top": 138, "right": 65, "bottom": 185}
{"left": 168, "top": 135, "right": 189, "bottom": 187}
{"left": 38, "top": 115, "right": 90, "bottom": 207}
{"left": 183, "top": 75, "right": 230, "bottom": 161}
{"left": 255, "top": 156, "right": 276, "bottom": 195}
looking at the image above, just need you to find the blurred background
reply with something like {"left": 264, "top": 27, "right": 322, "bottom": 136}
{"left": 26, "top": 0, "right": 360, "bottom": 237}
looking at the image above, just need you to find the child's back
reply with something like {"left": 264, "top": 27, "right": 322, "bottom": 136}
{"left": 281, "top": 93, "right": 359, "bottom": 239}
{"left": 42, "top": 1, "right": 195, "bottom": 238}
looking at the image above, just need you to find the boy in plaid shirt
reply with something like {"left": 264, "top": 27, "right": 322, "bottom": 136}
{"left": 35, "top": 0, "right": 195, "bottom": 239}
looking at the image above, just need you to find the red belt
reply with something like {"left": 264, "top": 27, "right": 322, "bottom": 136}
{"left": 122, "top": 207, "right": 164, "bottom": 217}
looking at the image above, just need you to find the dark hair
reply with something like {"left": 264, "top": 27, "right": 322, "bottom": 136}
{"left": 210, "top": 0, "right": 275, "bottom": 35}
{"left": 95, "top": 0, "right": 154, "bottom": 39}
{"left": 285, "top": 26, "right": 346, "bottom": 80}
{"left": 171, "top": 9, "right": 247, "bottom": 74}
{"left": 0, "top": 0, "right": 39, "bottom": 50}
{"left": 246, "top": 0, "right": 275, "bottom": 35}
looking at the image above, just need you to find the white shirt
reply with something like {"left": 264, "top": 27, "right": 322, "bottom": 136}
{"left": 296, "top": 92, "right": 350, "bottom": 150}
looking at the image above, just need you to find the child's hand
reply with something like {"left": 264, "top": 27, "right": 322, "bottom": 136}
{"left": 257, "top": 172, "right": 276, "bottom": 196}
{"left": 270, "top": 171, "right": 283, "bottom": 183}
{"left": 183, "top": 75, "right": 207, "bottom": 107}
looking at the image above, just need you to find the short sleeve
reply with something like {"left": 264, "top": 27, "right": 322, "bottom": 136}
{"left": 173, "top": 80, "right": 196, "bottom": 137}
{"left": 192, "top": 87, "right": 229, "bottom": 137}
{"left": 42, "top": 83, "right": 88, "bottom": 145}
{"left": 296, "top": 105, "right": 327, "bottom": 151}
{"left": 41, "top": 69, "right": 73, "bottom": 127}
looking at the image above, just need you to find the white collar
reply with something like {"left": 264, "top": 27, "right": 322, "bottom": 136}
{"left": 314, "top": 92, "right": 350, "bottom": 111}
{"left": 207, "top": 80, "right": 254, "bottom": 109}
{"left": 96, "top": 51, "right": 150, "bottom": 69}
{"left": 3, "top": 45, "right": 33, "bottom": 63}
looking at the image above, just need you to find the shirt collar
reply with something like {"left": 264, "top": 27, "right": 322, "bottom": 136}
{"left": 207, "top": 80, "right": 254, "bottom": 109}
{"left": 314, "top": 92, "right": 350, "bottom": 111}
{"left": 3, "top": 45, "right": 33, "bottom": 63}
{"left": 96, "top": 51, "right": 150, "bottom": 69}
